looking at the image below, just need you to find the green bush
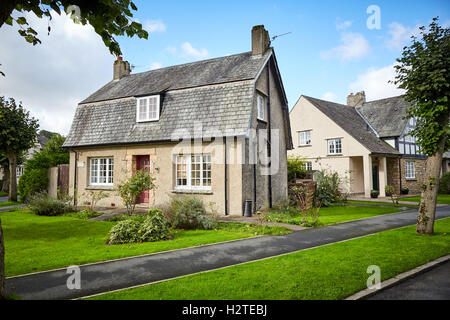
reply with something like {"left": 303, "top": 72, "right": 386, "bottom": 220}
{"left": 18, "top": 168, "right": 48, "bottom": 201}
{"left": 107, "top": 209, "right": 172, "bottom": 244}
{"left": 168, "top": 197, "right": 214, "bottom": 230}
{"left": 27, "top": 192, "right": 73, "bottom": 216}
{"left": 439, "top": 172, "right": 450, "bottom": 194}
{"left": 287, "top": 155, "right": 307, "bottom": 182}
{"left": 315, "top": 170, "right": 346, "bottom": 207}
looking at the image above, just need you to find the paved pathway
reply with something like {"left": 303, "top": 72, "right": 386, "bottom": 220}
{"left": 367, "top": 260, "right": 450, "bottom": 300}
{"left": 6, "top": 206, "right": 450, "bottom": 300}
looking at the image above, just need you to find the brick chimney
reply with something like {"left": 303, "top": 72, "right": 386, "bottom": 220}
{"left": 113, "top": 56, "right": 131, "bottom": 80}
{"left": 347, "top": 91, "right": 366, "bottom": 107}
{"left": 252, "top": 25, "right": 271, "bottom": 56}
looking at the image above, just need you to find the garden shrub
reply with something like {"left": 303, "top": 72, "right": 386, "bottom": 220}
{"left": 27, "top": 192, "right": 73, "bottom": 216}
{"left": 439, "top": 172, "right": 450, "bottom": 194}
{"left": 287, "top": 155, "right": 307, "bottom": 182}
{"left": 107, "top": 209, "right": 172, "bottom": 244}
{"left": 18, "top": 168, "right": 49, "bottom": 201}
{"left": 315, "top": 170, "right": 346, "bottom": 207}
{"left": 168, "top": 197, "right": 214, "bottom": 230}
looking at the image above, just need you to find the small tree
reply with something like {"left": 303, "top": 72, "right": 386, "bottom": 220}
{"left": 287, "top": 155, "right": 307, "bottom": 182}
{"left": 117, "top": 170, "right": 156, "bottom": 216}
{"left": 0, "top": 97, "right": 39, "bottom": 201}
{"left": 393, "top": 18, "right": 450, "bottom": 234}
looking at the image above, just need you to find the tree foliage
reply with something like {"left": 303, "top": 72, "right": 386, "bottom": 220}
{"left": 287, "top": 155, "right": 307, "bottom": 182}
{"left": 0, "top": 0, "right": 148, "bottom": 57}
{"left": 0, "top": 97, "right": 39, "bottom": 155}
{"left": 394, "top": 17, "right": 450, "bottom": 155}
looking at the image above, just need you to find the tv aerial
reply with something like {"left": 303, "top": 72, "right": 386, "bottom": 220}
{"left": 271, "top": 32, "right": 292, "bottom": 42}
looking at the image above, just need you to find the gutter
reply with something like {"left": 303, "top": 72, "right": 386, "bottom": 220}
{"left": 224, "top": 137, "right": 229, "bottom": 216}
{"left": 72, "top": 149, "right": 78, "bottom": 207}
{"left": 355, "top": 107, "right": 379, "bottom": 138}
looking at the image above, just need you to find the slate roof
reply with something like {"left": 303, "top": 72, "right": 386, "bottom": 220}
{"left": 64, "top": 81, "right": 255, "bottom": 147}
{"left": 303, "top": 96, "right": 400, "bottom": 156}
{"left": 64, "top": 50, "right": 277, "bottom": 148}
{"left": 81, "top": 50, "right": 272, "bottom": 104}
{"left": 356, "top": 96, "right": 411, "bottom": 138}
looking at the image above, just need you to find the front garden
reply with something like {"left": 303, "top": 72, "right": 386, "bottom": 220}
{"left": 88, "top": 217, "right": 450, "bottom": 300}
{"left": 1, "top": 209, "right": 290, "bottom": 277}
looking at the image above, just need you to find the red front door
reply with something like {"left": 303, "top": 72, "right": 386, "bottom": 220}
{"left": 136, "top": 155, "right": 150, "bottom": 204}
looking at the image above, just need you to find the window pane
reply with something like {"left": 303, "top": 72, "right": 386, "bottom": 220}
{"left": 139, "top": 99, "right": 147, "bottom": 121}
{"left": 203, "top": 154, "right": 212, "bottom": 186}
{"left": 336, "top": 139, "right": 342, "bottom": 153}
{"left": 148, "top": 97, "right": 158, "bottom": 120}
{"left": 176, "top": 156, "right": 187, "bottom": 186}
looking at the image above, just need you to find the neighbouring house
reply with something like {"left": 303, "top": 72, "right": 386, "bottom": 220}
{"left": 289, "top": 91, "right": 431, "bottom": 198}
{"left": 63, "top": 25, "right": 292, "bottom": 215}
{"left": 0, "top": 134, "right": 51, "bottom": 184}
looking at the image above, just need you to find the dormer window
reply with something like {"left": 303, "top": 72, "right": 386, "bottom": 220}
{"left": 137, "top": 95, "right": 160, "bottom": 122}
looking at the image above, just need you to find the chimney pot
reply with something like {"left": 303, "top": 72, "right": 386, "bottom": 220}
{"left": 347, "top": 91, "right": 366, "bottom": 107}
{"left": 252, "top": 25, "right": 271, "bottom": 56}
{"left": 113, "top": 57, "right": 131, "bottom": 80}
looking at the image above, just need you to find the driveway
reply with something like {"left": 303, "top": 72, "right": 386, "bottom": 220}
{"left": 367, "top": 260, "right": 450, "bottom": 300}
{"left": 6, "top": 206, "right": 450, "bottom": 300}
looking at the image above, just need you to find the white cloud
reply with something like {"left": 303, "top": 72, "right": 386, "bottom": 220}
{"left": 321, "top": 33, "right": 370, "bottom": 61}
{"left": 336, "top": 19, "right": 352, "bottom": 31}
{"left": 145, "top": 20, "right": 166, "bottom": 33}
{"left": 149, "top": 62, "right": 163, "bottom": 70}
{"left": 0, "top": 11, "right": 114, "bottom": 135}
{"left": 349, "top": 64, "right": 405, "bottom": 101}
{"left": 386, "top": 22, "right": 420, "bottom": 51}
{"left": 181, "top": 42, "right": 209, "bottom": 59}
{"left": 321, "top": 92, "right": 338, "bottom": 102}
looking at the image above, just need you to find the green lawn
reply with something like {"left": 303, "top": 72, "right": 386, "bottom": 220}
{"left": 268, "top": 205, "right": 403, "bottom": 227}
{"left": 1, "top": 210, "right": 290, "bottom": 277}
{"left": 347, "top": 200, "right": 418, "bottom": 208}
{"left": 0, "top": 192, "right": 8, "bottom": 197}
{"left": 404, "top": 194, "right": 450, "bottom": 205}
{"left": 89, "top": 218, "right": 450, "bottom": 300}
{"left": 0, "top": 201, "right": 20, "bottom": 207}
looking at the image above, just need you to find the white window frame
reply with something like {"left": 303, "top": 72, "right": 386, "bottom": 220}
{"left": 327, "top": 138, "right": 342, "bottom": 155}
{"left": 175, "top": 154, "right": 212, "bottom": 191}
{"left": 406, "top": 161, "right": 415, "bottom": 180}
{"left": 302, "top": 162, "right": 312, "bottom": 171}
{"left": 89, "top": 157, "right": 114, "bottom": 186}
{"left": 136, "top": 95, "right": 160, "bottom": 122}
{"left": 299, "top": 130, "right": 311, "bottom": 146}
{"left": 257, "top": 93, "right": 265, "bottom": 121}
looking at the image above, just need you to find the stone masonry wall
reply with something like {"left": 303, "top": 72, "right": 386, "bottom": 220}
{"left": 387, "top": 157, "right": 427, "bottom": 195}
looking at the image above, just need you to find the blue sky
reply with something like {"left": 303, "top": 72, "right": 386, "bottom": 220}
{"left": 0, "top": 0, "right": 448, "bottom": 134}
{"left": 121, "top": 0, "right": 449, "bottom": 106}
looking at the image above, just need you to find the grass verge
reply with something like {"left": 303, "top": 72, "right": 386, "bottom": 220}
{"left": 403, "top": 194, "right": 450, "bottom": 205}
{"left": 1, "top": 210, "right": 290, "bottom": 277}
{"left": 89, "top": 218, "right": 450, "bottom": 300}
{"left": 0, "top": 201, "right": 20, "bottom": 207}
{"left": 347, "top": 200, "right": 418, "bottom": 208}
{"left": 0, "top": 192, "right": 8, "bottom": 197}
{"left": 268, "top": 205, "right": 403, "bottom": 226}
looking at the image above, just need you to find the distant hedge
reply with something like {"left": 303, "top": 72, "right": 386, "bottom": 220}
{"left": 440, "top": 172, "right": 450, "bottom": 194}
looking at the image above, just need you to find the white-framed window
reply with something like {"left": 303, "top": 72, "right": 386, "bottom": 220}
{"left": 16, "top": 165, "right": 24, "bottom": 177}
{"left": 328, "top": 138, "right": 342, "bottom": 155}
{"left": 175, "top": 154, "right": 212, "bottom": 190}
{"left": 90, "top": 158, "right": 114, "bottom": 186}
{"left": 136, "top": 95, "right": 160, "bottom": 122}
{"left": 406, "top": 161, "right": 415, "bottom": 179}
{"left": 298, "top": 131, "right": 311, "bottom": 146}
{"left": 257, "top": 93, "right": 265, "bottom": 121}
{"left": 302, "top": 162, "right": 312, "bottom": 171}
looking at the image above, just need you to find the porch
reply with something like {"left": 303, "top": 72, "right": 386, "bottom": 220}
{"left": 349, "top": 155, "right": 392, "bottom": 198}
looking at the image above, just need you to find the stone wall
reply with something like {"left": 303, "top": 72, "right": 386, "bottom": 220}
{"left": 386, "top": 157, "right": 427, "bottom": 195}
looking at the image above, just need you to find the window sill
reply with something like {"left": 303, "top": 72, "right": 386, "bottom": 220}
{"left": 298, "top": 145, "right": 312, "bottom": 148}
{"left": 257, "top": 118, "right": 267, "bottom": 123}
{"left": 405, "top": 178, "right": 416, "bottom": 181}
{"left": 86, "top": 186, "right": 114, "bottom": 191}
{"left": 172, "top": 189, "right": 213, "bottom": 195}
{"left": 327, "top": 154, "right": 343, "bottom": 157}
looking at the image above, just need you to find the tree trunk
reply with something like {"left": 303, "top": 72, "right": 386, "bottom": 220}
{"left": 0, "top": 0, "right": 19, "bottom": 28}
{"left": 7, "top": 149, "right": 17, "bottom": 202}
{"left": 416, "top": 139, "right": 446, "bottom": 234}
{"left": 1, "top": 166, "right": 9, "bottom": 193}
{"left": 0, "top": 218, "right": 6, "bottom": 300}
